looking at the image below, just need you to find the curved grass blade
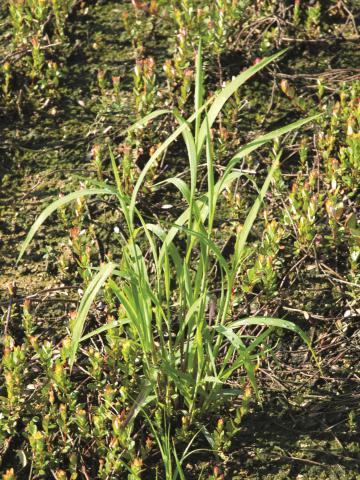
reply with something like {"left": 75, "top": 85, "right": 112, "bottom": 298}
{"left": 17, "top": 188, "right": 113, "bottom": 264}
{"left": 196, "top": 49, "right": 288, "bottom": 154}
{"left": 165, "top": 178, "right": 191, "bottom": 204}
{"left": 127, "top": 108, "right": 170, "bottom": 134}
{"left": 129, "top": 102, "right": 212, "bottom": 225}
{"left": 232, "top": 155, "right": 279, "bottom": 271}
{"left": 216, "top": 317, "right": 322, "bottom": 373}
{"left": 214, "top": 324, "right": 259, "bottom": 396}
{"left": 172, "top": 223, "right": 230, "bottom": 276}
{"left": 69, "top": 262, "right": 115, "bottom": 368}
{"left": 79, "top": 318, "right": 130, "bottom": 343}
{"left": 219, "top": 114, "right": 321, "bottom": 191}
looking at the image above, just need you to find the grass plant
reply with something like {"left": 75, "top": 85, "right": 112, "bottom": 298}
{"left": 16, "top": 46, "right": 322, "bottom": 477}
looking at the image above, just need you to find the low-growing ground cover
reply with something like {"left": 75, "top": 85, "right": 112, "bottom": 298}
{"left": 0, "top": 1, "right": 359, "bottom": 479}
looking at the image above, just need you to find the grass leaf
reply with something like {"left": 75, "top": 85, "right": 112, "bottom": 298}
{"left": 69, "top": 262, "right": 115, "bottom": 368}
{"left": 197, "top": 49, "right": 288, "bottom": 154}
{"left": 17, "top": 188, "right": 113, "bottom": 264}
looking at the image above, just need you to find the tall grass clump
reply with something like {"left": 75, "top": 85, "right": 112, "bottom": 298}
{"left": 18, "top": 46, "right": 320, "bottom": 467}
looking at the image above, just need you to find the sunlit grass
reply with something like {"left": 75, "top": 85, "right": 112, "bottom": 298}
{"left": 17, "top": 46, "right": 321, "bottom": 474}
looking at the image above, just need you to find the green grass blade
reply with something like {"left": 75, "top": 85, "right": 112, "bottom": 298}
{"left": 79, "top": 318, "right": 130, "bottom": 342}
{"left": 175, "top": 296, "right": 203, "bottom": 348}
{"left": 173, "top": 444, "right": 186, "bottom": 480}
{"left": 205, "top": 111, "right": 215, "bottom": 232}
{"left": 214, "top": 324, "right": 259, "bottom": 396}
{"left": 122, "top": 381, "right": 156, "bottom": 428}
{"left": 17, "top": 188, "right": 113, "bottom": 264}
{"left": 158, "top": 199, "right": 209, "bottom": 266}
{"left": 173, "top": 223, "right": 230, "bottom": 276}
{"left": 109, "top": 145, "right": 135, "bottom": 236}
{"left": 172, "top": 110, "right": 197, "bottom": 199}
{"left": 194, "top": 40, "right": 204, "bottom": 147}
{"left": 232, "top": 156, "right": 279, "bottom": 270}
{"left": 221, "top": 317, "right": 322, "bottom": 373}
{"left": 129, "top": 103, "right": 212, "bottom": 225}
{"left": 219, "top": 114, "right": 321, "bottom": 190}
{"left": 69, "top": 262, "right": 115, "bottom": 368}
{"left": 164, "top": 178, "right": 191, "bottom": 204}
{"left": 145, "top": 223, "right": 183, "bottom": 277}
{"left": 197, "top": 49, "right": 287, "bottom": 155}
{"left": 127, "top": 108, "right": 170, "bottom": 134}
